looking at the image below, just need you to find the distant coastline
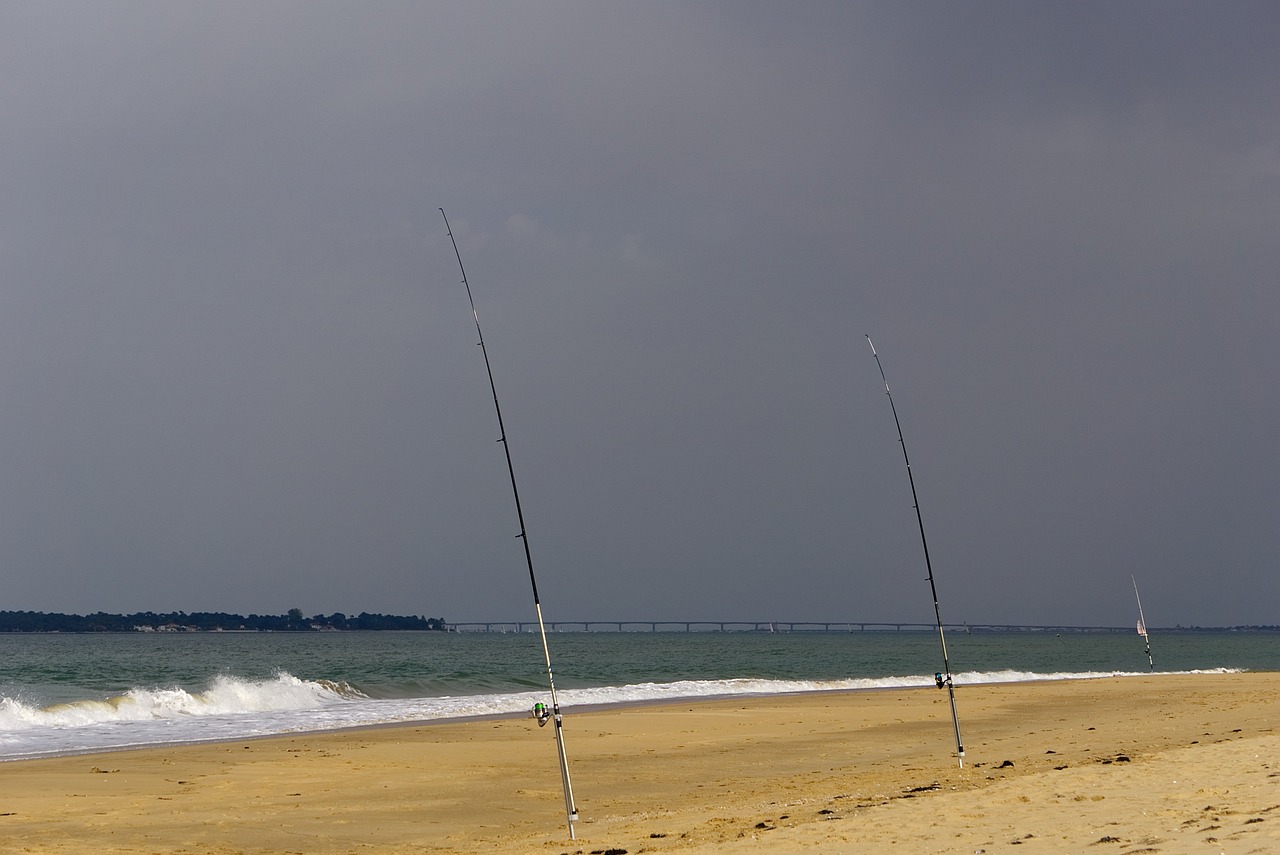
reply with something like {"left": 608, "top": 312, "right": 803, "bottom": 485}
{"left": 0, "top": 609, "right": 445, "bottom": 633}
{"left": 2, "top": 611, "right": 1274, "bottom": 634}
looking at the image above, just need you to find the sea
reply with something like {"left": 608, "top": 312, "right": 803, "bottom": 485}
{"left": 1, "top": 629, "right": 1275, "bottom": 762}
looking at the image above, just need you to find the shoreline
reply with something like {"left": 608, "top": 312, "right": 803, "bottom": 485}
{"left": 1, "top": 672, "right": 1277, "bottom": 852}
{"left": 0, "top": 667, "right": 1248, "bottom": 765}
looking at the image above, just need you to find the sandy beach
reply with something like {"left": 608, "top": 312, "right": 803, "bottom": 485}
{"left": 1, "top": 671, "right": 1276, "bottom": 853}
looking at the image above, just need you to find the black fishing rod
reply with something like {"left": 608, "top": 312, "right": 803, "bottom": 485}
{"left": 440, "top": 209, "right": 579, "bottom": 838}
{"left": 866, "top": 336, "right": 965, "bottom": 768}
{"left": 1132, "top": 575, "right": 1153, "bottom": 671}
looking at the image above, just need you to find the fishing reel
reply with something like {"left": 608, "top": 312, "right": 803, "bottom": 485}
{"left": 934, "top": 672, "right": 949, "bottom": 689}
{"left": 532, "top": 702, "right": 551, "bottom": 727}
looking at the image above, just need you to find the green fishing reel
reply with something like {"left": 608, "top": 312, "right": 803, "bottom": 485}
{"left": 532, "top": 702, "right": 550, "bottom": 727}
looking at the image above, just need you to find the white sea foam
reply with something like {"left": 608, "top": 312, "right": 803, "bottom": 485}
{"left": 0, "top": 673, "right": 359, "bottom": 730}
{"left": 0, "top": 667, "right": 1241, "bottom": 762}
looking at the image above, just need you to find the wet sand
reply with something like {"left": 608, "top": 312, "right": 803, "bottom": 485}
{"left": 1, "top": 672, "right": 1276, "bottom": 853}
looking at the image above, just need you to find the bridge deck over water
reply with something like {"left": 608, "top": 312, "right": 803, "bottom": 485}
{"left": 444, "top": 621, "right": 1130, "bottom": 633}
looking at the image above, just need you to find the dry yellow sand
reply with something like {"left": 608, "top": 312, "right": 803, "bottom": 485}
{"left": 1, "top": 672, "right": 1276, "bottom": 853}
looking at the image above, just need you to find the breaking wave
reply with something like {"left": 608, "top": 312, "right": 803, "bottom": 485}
{"left": 0, "top": 673, "right": 363, "bottom": 731}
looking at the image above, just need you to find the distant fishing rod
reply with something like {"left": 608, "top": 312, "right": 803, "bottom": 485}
{"left": 441, "top": 209, "right": 579, "bottom": 839}
{"left": 866, "top": 336, "right": 965, "bottom": 769}
{"left": 1132, "top": 575, "right": 1153, "bottom": 671}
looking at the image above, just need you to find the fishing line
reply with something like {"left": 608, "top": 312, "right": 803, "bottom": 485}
{"left": 441, "top": 209, "right": 579, "bottom": 838}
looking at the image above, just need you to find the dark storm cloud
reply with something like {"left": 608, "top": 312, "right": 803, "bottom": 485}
{"left": 0, "top": 1, "right": 1275, "bottom": 627}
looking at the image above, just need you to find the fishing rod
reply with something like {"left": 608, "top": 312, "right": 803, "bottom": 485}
{"left": 440, "top": 209, "right": 579, "bottom": 839}
{"left": 1132, "top": 575, "right": 1153, "bottom": 671}
{"left": 866, "top": 336, "right": 965, "bottom": 769}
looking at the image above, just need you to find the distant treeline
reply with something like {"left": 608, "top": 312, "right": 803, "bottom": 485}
{"left": 0, "top": 609, "right": 446, "bottom": 633}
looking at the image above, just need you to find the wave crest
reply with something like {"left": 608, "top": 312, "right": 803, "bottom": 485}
{"left": 0, "top": 672, "right": 359, "bottom": 731}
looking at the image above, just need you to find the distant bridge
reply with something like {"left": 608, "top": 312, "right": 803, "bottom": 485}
{"left": 443, "top": 621, "right": 1132, "bottom": 634}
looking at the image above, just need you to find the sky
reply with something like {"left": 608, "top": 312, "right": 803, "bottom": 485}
{"left": 1, "top": 1, "right": 1276, "bottom": 628}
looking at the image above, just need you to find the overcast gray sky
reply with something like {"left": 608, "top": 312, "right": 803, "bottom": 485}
{"left": 2, "top": 1, "right": 1276, "bottom": 628}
